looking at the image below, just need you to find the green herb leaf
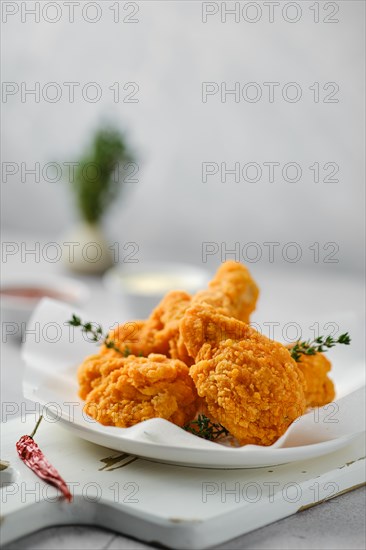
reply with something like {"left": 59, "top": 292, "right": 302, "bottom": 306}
{"left": 66, "top": 315, "right": 124, "bottom": 355}
{"left": 183, "top": 414, "right": 229, "bottom": 441}
{"left": 290, "top": 332, "right": 351, "bottom": 362}
{"left": 123, "top": 347, "right": 132, "bottom": 357}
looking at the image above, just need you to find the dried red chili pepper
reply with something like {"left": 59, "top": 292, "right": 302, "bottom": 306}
{"left": 16, "top": 415, "right": 72, "bottom": 502}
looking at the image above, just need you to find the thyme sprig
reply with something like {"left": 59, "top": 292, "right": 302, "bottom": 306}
{"left": 67, "top": 314, "right": 130, "bottom": 355}
{"left": 183, "top": 414, "right": 229, "bottom": 441}
{"left": 290, "top": 332, "right": 351, "bottom": 362}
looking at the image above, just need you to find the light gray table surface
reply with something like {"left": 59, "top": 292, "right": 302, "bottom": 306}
{"left": 1, "top": 256, "right": 365, "bottom": 550}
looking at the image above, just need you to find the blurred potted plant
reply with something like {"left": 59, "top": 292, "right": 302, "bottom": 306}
{"left": 63, "top": 126, "right": 133, "bottom": 275}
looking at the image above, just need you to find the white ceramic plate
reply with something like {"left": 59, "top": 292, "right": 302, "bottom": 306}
{"left": 22, "top": 299, "right": 365, "bottom": 469}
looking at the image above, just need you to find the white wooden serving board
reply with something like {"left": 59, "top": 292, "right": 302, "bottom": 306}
{"left": 1, "top": 416, "right": 365, "bottom": 550}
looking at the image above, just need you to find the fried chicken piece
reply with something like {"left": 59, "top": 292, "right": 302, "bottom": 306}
{"left": 99, "top": 262, "right": 258, "bottom": 366}
{"left": 100, "top": 290, "right": 192, "bottom": 359}
{"left": 289, "top": 350, "right": 335, "bottom": 407}
{"left": 168, "top": 330, "right": 195, "bottom": 366}
{"left": 192, "top": 261, "right": 259, "bottom": 323}
{"left": 181, "top": 304, "right": 247, "bottom": 361}
{"left": 78, "top": 354, "right": 128, "bottom": 399}
{"left": 83, "top": 354, "right": 198, "bottom": 428}
{"left": 182, "top": 305, "right": 306, "bottom": 446}
{"left": 175, "top": 261, "right": 259, "bottom": 362}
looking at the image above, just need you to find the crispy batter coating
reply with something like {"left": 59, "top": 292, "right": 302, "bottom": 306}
{"left": 181, "top": 304, "right": 247, "bottom": 361}
{"left": 99, "top": 262, "right": 258, "bottom": 365}
{"left": 78, "top": 354, "right": 127, "bottom": 400}
{"left": 101, "top": 290, "right": 192, "bottom": 359}
{"left": 76, "top": 261, "right": 341, "bottom": 442}
{"left": 175, "top": 261, "right": 259, "bottom": 362}
{"left": 291, "top": 351, "right": 335, "bottom": 407}
{"left": 183, "top": 305, "right": 306, "bottom": 445}
{"left": 83, "top": 354, "right": 198, "bottom": 428}
{"left": 192, "top": 261, "right": 259, "bottom": 323}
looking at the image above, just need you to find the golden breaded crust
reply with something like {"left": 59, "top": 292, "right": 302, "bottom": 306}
{"left": 78, "top": 354, "right": 129, "bottom": 400}
{"left": 100, "top": 320, "right": 147, "bottom": 357}
{"left": 76, "top": 262, "right": 312, "bottom": 446}
{"left": 180, "top": 303, "right": 249, "bottom": 360}
{"left": 83, "top": 354, "right": 198, "bottom": 428}
{"left": 190, "top": 339, "right": 306, "bottom": 446}
{"left": 185, "top": 305, "right": 306, "bottom": 445}
{"left": 101, "top": 290, "right": 192, "bottom": 359}
{"left": 177, "top": 260, "right": 259, "bottom": 362}
{"left": 294, "top": 351, "right": 335, "bottom": 407}
{"left": 99, "top": 262, "right": 259, "bottom": 365}
{"left": 192, "top": 260, "right": 259, "bottom": 323}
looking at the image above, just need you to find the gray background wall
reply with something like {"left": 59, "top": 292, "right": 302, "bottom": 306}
{"left": 1, "top": 0, "right": 365, "bottom": 273}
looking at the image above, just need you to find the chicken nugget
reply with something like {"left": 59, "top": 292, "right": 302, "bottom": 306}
{"left": 83, "top": 354, "right": 198, "bottom": 428}
{"left": 78, "top": 354, "right": 127, "bottom": 399}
